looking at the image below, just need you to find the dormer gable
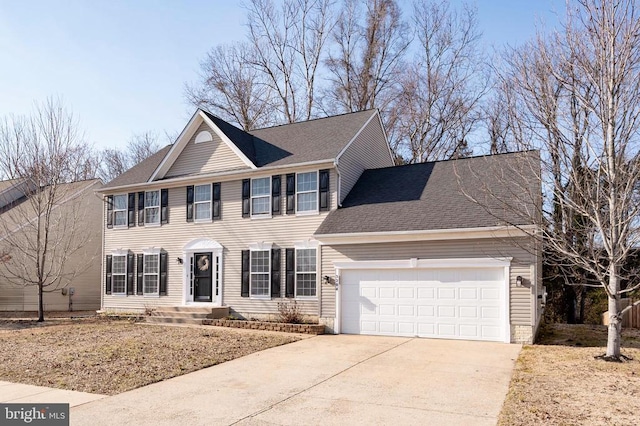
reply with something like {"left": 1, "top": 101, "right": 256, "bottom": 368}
{"left": 151, "top": 110, "right": 257, "bottom": 181}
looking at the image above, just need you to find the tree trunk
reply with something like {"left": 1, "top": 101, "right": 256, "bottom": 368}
{"left": 605, "top": 275, "right": 621, "bottom": 359}
{"left": 37, "top": 282, "right": 44, "bottom": 322}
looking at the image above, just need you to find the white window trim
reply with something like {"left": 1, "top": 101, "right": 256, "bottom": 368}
{"left": 249, "top": 244, "right": 271, "bottom": 299}
{"left": 295, "top": 171, "right": 319, "bottom": 215}
{"left": 251, "top": 176, "right": 272, "bottom": 219}
{"left": 141, "top": 248, "right": 161, "bottom": 297}
{"left": 113, "top": 194, "right": 128, "bottom": 228}
{"left": 111, "top": 250, "right": 128, "bottom": 296}
{"left": 194, "top": 130, "right": 213, "bottom": 144}
{"left": 294, "top": 247, "right": 318, "bottom": 299}
{"left": 194, "top": 183, "right": 213, "bottom": 223}
{"left": 144, "top": 190, "right": 161, "bottom": 226}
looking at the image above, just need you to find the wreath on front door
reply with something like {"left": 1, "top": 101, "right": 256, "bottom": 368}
{"left": 197, "top": 255, "right": 210, "bottom": 271}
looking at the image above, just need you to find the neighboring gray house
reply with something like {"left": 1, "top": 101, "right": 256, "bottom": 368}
{"left": 99, "top": 109, "right": 543, "bottom": 343}
{"left": 0, "top": 178, "right": 103, "bottom": 312}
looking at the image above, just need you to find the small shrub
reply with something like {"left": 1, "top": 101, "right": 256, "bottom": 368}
{"left": 277, "top": 301, "right": 304, "bottom": 324}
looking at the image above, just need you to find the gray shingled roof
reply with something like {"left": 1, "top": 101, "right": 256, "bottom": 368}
{"left": 102, "top": 145, "right": 172, "bottom": 189}
{"left": 315, "top": 151, "right": 540, "bottom": 235}
{"left": 101, "top": 110, "right": 377, "bottom": 190}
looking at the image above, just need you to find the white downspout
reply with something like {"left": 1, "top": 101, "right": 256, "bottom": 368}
{"left": 334, "top": 160, "right": 342, "bottom": 207}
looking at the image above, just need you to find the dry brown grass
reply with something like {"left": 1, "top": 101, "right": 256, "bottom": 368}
{"left": 0, "top": 318, "right": 300, "bottom": 395}
{"left": 499, "top": 323, "right": 640, "bottom": 426}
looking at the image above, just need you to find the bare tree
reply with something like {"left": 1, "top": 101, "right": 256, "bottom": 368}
{"left": 476, "top": 0, "right": 640, "bottom": 360}
{"left": 185, "top": 42, "right": 274, "bottom": 130}
{"left": 0, "top": 98, "right": 98, "bottom": 322}
{"left": 98, "top": 131, "right": 163, "bottom": 183}
{"left": 324, "top": 0, "right": 410, "bottom": 116}
{"left": 245, "top": 0, "right": 333, "bottom": 123}
{"left": 394, "top": 0, "right": 486, "bottom": 162}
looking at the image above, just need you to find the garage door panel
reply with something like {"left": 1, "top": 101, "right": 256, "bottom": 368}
{"left": 341, "top": 267, "right": 505, "bottom": 342}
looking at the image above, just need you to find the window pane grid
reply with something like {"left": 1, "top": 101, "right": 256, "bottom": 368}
{"left": 194, "top": 184, "right": 211, "bottom": 202}
{"left": 296, "top": 172, "right": 318, "bottom": 212}
{"left": 145, "top": 191, "right": 159, "bottom": 207}
{"left": 143, "top": 254, "right": 159, "bottom": 294}
{"left": 145, "top": 190, "right": 160, "bottom": 224}
{"left": 112, "top": 255, "right": 126, "bottom": 294}
{"left": 250, "top": 250, "right": 270, "bottom": 296}
{"left": 295, "top": 249, "right": 316, "bottom": 297}
{"left": 251, "top": 178, "right": 270, "bottom": 216}
{"left": 195, "top": 202, "right": 211, "bottom": 220}
{"left": 114, "top": 195, "right": 127, "bottom": 226}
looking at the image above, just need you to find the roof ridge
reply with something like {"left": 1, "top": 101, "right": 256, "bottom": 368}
{"left": 250, "top": 109, "right": 378, "bottom": 132}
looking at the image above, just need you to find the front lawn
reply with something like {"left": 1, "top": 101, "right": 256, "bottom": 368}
{"left": 0, "top": 318, "right": 300, "bottom": 395}
{"left": 499, "top": 323, "right": 640, "bottom": 425}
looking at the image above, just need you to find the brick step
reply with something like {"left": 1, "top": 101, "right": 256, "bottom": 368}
{"left": 155, "top": 306, "right": 215, "bottom": 313}
{"left": 146, "top": 316, "right": 205, "bottom": 326}
{"left": 150, "top": 311, "right": 211, "bottom": 319}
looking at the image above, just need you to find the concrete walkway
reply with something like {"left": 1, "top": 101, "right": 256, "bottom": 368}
{"left": 70, "top": 335, "right": 521, "bottom": 426}
{"left": 0, "top": 381, "right": 106, "bottom": 407}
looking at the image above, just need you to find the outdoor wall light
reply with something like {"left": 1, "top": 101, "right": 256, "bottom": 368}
{"left": 516, "top": 276, "right": 523, "bottom": 287}
{"left": 323, "top": 275, "right": 331, "bottom": 285}
{"left": 176, "top": 257, "right": 183, "bottom": 264}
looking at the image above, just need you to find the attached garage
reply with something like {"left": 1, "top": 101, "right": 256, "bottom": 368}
{"left": 336, "top": 258, "right": 511, "bottom": 343}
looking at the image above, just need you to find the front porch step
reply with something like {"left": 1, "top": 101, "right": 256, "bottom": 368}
{"left": 150, "top": 311, "right": 211, "bottom": 319}
{"left": 146, "top": 316, "right": 206, "bottom": 326}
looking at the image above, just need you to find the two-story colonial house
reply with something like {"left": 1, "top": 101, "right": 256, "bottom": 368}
{"left": 99, "top": 109, "right": 543, "bottom": 344}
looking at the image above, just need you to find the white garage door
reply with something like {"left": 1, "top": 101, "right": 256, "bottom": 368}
{"left": 341, "top": 267, "right": 506, "bottom": 342}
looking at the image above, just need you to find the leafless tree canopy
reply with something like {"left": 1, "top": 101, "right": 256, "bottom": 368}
{"left": 0, "top": 98, "right": 98, "bottom": 321}
{"left": 482, "top": 0, "right": 640, "bottom": 359}
{"left": 98, "top": 131, "right": 163, "bottom": 183}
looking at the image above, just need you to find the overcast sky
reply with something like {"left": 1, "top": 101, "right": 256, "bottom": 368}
{"left": 0, "top": 0, "right": 564, "bottom": 150}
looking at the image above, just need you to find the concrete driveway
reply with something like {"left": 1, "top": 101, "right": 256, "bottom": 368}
{"left": 71, "top": 335, "right": 521, "bottom": 426}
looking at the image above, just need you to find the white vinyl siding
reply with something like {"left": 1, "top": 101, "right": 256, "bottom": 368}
{"left": 194, "top": 184, "right": 211, "bottom": 221}
{"left": 250, "top": 250, "right": 270, "bottom": 298}
{"left": 144, "top": 254, "right": 160, "bottom": 295}
{"left": 145, "top": 190, "right": 160, "bottom": 224}
{"left": 165, "top": 122, "right": 250, "bottom": 178}
{"left": 113, "top": 194, "right": 128, "bottom": 227}
{"left": 296, "top": 248, "right": 317, "bottom": 297}
{"left": 296, "top": 172, "right": 318, "bottom": 213}
{"left": 251, "top": 177, "right": 270, "bottom": 217}
{"left": 112, "top": 255, "right": 127, "bottom": 295}
{"left": 337, "top": 113, "right": 393, "bottom": 204}
{"left": 102, "top": 169, "right": 337, "bottom": 314}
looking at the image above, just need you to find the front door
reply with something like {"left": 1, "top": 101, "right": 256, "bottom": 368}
{"left": 193, "top": 252, "right": 213, "bottom": 302}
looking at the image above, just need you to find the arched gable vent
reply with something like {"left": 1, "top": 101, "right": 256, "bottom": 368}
{"left": 195, "top": 130, "right": 213, "bottom": 144}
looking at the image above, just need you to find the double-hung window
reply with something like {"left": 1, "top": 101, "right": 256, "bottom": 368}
{"left": 145, "top": 190, "right": 160, "bottom": 224}
{"left": 251, "top": 177, "right": 270, "bottom": 217}
{"left": 144, "top": 253, "right": 160, "bottom": 295}
{"left": 250, "top": 250, "right": 270, "bottom": 297}
{"left": 113, "top": 195, "right": 128, "bottom": 227}
{"left": 296, "top": 172, "right": 318, "bottom": 213}
{"left": 112, "top": 255, "right": 127, "bottom": 294}
{"left": 295, "top": 248, "right": 317, "bottom": 297}
{"left": 194, "top": 184, "right": 211, "bottom": 221}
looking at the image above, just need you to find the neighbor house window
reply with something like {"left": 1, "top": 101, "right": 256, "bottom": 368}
{"left": 250, "top": 250, "right": 270, "bottom": 297}
{"left": 296, "top": 171, "right": 318, "bottom": 212}
{"left": 113, "top": 194, "right": 128, "bottom": 227}
{"left": 145, "top": 190, "right": 160, "bottom": 224}
{"left": 144, "top": 253, "right": 160, "bottom": 295}
{"left": 112, "top": 255, "right": 127, "bottom": 294}
{"left": 194, "top": 184, "right": 211, "bottom": 221}
{"left": 251, "top": 177, "right": 270, "bottom": 216}
{"left": 295, "top": 248, "right": 317, "bottom": 297}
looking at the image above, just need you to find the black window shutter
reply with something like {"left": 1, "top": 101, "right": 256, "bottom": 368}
{"left": 272, "top": 175, "right": 281, "bottom": 215}
{"left": 127, "top": 193, "right": 135, "bottom": 227}
{"left": 160, "top": 252, "right": 168, "bottom": 296}
{"left": 241, "top": 250, "right": 250, "bottom": 297}
{"left": 213, "top": 183, "right": 221, "bottom": 220}
{"left": 161, "top": 188, "right": 169, "bottom": 224}
{"left": 242, "top": 179, "right": 250, "bottom": 217}
{"left": 126, "top": 252, "right": 134, "bottom": 295}
{"left": 137, "top": 192, "right": 145, "bottom": 226}
{"left": 271, "top": 248, "right": 281, "bottom": 298}
{"left": 106, "top": 196, "right": 113, "bottom": 229}
{"left": 319, "top": 169, "right": 330, "bottom": 211}
{"left": 136, "top": 253, "right": 144, "bottom": 295}
{"left": 286, "top": 174, "right": 295, "bottom": 214}
{"left": 285, "top": 248, "right": 295, "bottom": 298}
{"left": 105, "top": 255, "right": 112, "bottom": 294}
{"left": 186, "top": 186, "right": 194, "bottom": 222}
